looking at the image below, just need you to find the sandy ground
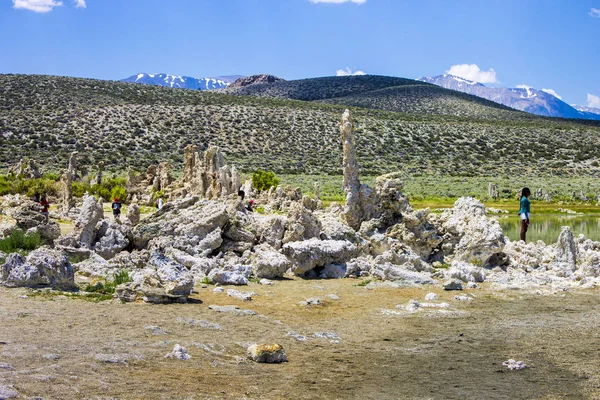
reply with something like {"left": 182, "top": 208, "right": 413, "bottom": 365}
{"left": 1, "top": 278, "right": 600, "bottom": 400}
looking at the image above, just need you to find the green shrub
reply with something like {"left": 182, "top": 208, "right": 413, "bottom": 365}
{"left": 252, "top": 170, "right": 280, "bottom": 192}
{"left": 71, "top": 181, "right": 90, "bottom": 198}
{"left": 84, "top": 270, "right": 132, "bottom": 295}
{"left": 0, "top": 229, "right": 42, "bottom": 254}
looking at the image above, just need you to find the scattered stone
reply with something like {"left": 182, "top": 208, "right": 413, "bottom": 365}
{"left": 425, "top": 292, "right": 438, "bottom": 301}
{"left": 226, "top": 288, "right": 255, "bottom": 301}
{"left": 405, "top": 299, "right": 421, "bottom": 312}
{"left": 0, "top": 385, "right": 18, "bottom": 399}
{"left": 208, "top": 304, "right": 256, "bottom": 315}
{"left": 327, "top": 294, "right": 341, "bottom": 301}
{"left": 300, "top": 298, "right": 321, "bottom": 306}
{"left": 443, "top": 279, "right": 463, "bottom": 291}
{"left": 259, "top": 278, "right": 274, "bottom": 285}
{"left": 286, "top": 331, "right": 307, "bottom": 341}
{"left": 503, "top": 359, "right": 526, "bottom": 370}
{"left": 176, "top": 317, "right": 222, "bottom": 330}
{"left": 94, "top": 353, "right": 138, "bottom": 364}
{"left": 213, "top": 287, "right": 224, "bottom": 293}
{"left": 314, "top": 332, "right": 341, "bottom": 340}
{"left": 144, "top": 325, "right": 168, "bottom": 335}
{"left": 466, "top": 282, "right": 479, "bottom": 289}
{"left": 165, "top": 344, "right": 191, "bottom": 360}
{"left": 247, "top": 343, "right": 287, "bottom": 363}
{"left": 0, "top": 363, "right": 15, "bottom": 370}
{"left": 454, "top": 295, "right": 473, "bottom": 302}
{"left": 43, "top": 354, "right": 61, "bottom": 361}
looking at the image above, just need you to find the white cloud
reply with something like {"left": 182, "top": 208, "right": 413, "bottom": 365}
{"left": 310, "top": 0, "right": 366, "bottom": 4}
{"left": 12, "top": 0, "right": 63, "bottom": 12}
{"left": 74, "top": 0, "right": 86, "bottom": 8}
{"left": 588, "top": 93, "right": 600, "bottom": 108}
{"left": 446, "top": 64, "right": 498, "bottom": 84}
{"left": 590, "top": 8, "right": 600, "bottom": 18}
{"left": 541, "top": 88, "right": 562, "bottom": 100}
{"left": 336, "top": 67, "right": 366, "bottom": 76}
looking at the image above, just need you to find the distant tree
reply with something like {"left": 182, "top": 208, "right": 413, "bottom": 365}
{"left": 252, "top": 170, "right": 280, "bottom": 192}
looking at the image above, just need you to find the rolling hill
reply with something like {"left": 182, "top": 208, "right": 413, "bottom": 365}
{"left": 1, "top": 73, "right": 599, "bottom": 179}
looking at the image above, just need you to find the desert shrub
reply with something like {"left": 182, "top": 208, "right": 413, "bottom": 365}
{"left": 84, "top": 269, "right": 132, "bottom": 295}
{"left": 71, "top": 182, "right": 89, "bottom": 198}
{"left": 252, "top": 170, "right": 280, "bottom": 192}
{"left": 0, "top": 229, "right": 42, "bottom": 254}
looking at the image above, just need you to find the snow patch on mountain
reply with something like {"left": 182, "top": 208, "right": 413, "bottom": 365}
{"left": 122, "top": 73, "right": 236, "bottom": 90}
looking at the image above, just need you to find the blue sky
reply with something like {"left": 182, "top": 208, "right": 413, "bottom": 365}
{"left": 1, "top": 0, "right": 599, "bottom": 107}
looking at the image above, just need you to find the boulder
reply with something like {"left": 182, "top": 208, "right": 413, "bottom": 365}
{"left": 57, "top": 195, "right": 104, "bottom": 249}
{"left": 74, "top": 251, "right": 113, "bottom": 277}
{"left": 27, "top": 222, "right": 61, "bottom": 243}
{"left": 126, "top": 203, "right": 140, "bottom": 226}
{"left": 1, "top": 248, "right": 74, "bottom": 290}
{"left": 249, "top": 243, "right": 291, "bottom": 279}
{"left": 247, "top": 344, "right": 287, "bottom": 363}
{"left": 281, "top": 238, "right": 357, "bottom": 277}
{"left": 94, "top": 222, "right": 130, "bottom": 260}
{"left": 282, "top": 203, "right": 322, "bottom": 244}
{"left": 443, "top": 279, "right": 463, "bottom": 291}
{"left": 370, "top": 263, "right": 434, "bottom": 284}
{"left": 132, "top": 199, "right": 229, "bottom": 249}
{"left": 441, "top": 197, "right": 505, "bottom": 265}
{"left": 9, "top": 200, "right": 46, "bottom": 230}
{"left": 208, "top": 265, "right": 251, "bottom": 285}
{"left": 553, "top": 226, "right": 577, "bottom": 272}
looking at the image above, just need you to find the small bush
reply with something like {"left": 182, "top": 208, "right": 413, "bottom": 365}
{"left": 0, "top": 229, "right": 42, "bottom": 254}
{"left": 252, "top": 170, "right": 280, "bottom": 192}
{"left": 84, "top": 270, "right": 132, "bottom": 295}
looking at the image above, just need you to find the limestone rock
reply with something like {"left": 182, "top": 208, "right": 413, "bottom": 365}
{"left": 27, "top": 222, "right": 61, "bottom": 243}
{"left": 132, "top": 199, "right": 229, "bottom": 249}
{"left": 208, "top": 265, "right": 251, "bottom": 285}
{"left": 1, "top": 248, "right": 74, "bottom": 290}
{"left": 553, "top": 226, "right": 577, "bottom": 272}
{"left": 9, "top": 200, "right": 46, "bottom": 230}
{"left": 94, "top": 222, "right": 130, "bottom": 260}
{"left": 282, "top": 238, "right": 357, "bottom": 277}
{"left": 74, "top": 251, "right": 112, "bottom": 277}
{"left": 370, "top": 263, "right": 434, "bottom": 284}
{"left": 249, "top": 243, "right": 291, "bottom": 279}
{"left": 443, "top": 279, "right": 463, "bottom": 291}
{"left": 282, "top": 202, "right": 322, "bottom": 244}
{"left": 126, "top": 203, "right": 140, "bottom": 226}
{"left": 441, "top": 197, "right": 505, "bottom": 266}
{"left": 165, "top": 344, "right": 191, "bottom": 360}
{"left": 57, "top": 195, "right": 104, "bottom": 249}
{"left": 247, "top": 343, "right": 287, "bottom": 363}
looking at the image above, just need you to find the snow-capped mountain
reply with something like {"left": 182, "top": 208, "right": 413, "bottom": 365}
{"left": 574, "top": 105, "right": 600, "bottom": 116}
{"left": 121, "top": 73, "right": 232, "bottom": 90}
{"left": 418, "top": 74, "right": 600, "bottom": 121}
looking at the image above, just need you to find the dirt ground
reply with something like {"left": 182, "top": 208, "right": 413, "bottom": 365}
{"left": 1, "top": 278, "right": 600, "bottom": 400}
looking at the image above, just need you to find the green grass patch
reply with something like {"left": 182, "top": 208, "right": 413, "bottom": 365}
{"left": 83, "top": 270, "right": 132, "bottom": 295}
{"left": 0, "top": 229, "right": 42, "bottom": 255}
{"left": 355, "top": 279, "right": 372, "bottom": 287}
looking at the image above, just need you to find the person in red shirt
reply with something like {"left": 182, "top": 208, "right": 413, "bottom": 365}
{"left": 40, "top": 195, "right": 49, "bottom": 223}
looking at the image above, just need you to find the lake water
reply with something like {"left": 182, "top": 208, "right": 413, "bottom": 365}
{"left": 498, "top": 214, "right": 600, "bottom": 244}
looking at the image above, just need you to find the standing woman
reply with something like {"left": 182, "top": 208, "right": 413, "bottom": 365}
{"left": 519, "top": 187, "right": 531, "bottom": 242}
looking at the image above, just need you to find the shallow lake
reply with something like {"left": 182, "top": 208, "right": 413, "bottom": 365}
{"left": 499, "top": 214, "right": 600, "bottom": 244}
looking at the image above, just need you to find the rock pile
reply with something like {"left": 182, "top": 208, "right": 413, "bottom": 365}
{"left": 3, "top": 109, "right": 600, "bottom": 301}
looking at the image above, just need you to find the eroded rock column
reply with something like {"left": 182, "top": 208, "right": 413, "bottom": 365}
{"left": 61, "top": 152, "right": 77, "bottom": 216}
{"left": 340, "top": 110, "right": 362, "bottom": 230}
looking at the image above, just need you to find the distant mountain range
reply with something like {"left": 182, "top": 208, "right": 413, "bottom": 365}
{"left": 120, "top": 73, "right": 244, "bottom": 90}
{"left": 418, "top": 74, "right": 600, "bottom": 121}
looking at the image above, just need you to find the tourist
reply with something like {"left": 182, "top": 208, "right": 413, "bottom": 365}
{"left": 40, "top": 195, "right": 49, "bottom": 223}
{"left": 519, "top": 187, "right": 531, "bottom": 242}
{"left": 246, "top": 199, "right": 255, "bottom": 212}
{"left": 112, "top": 197, "right": 122, "bottom": 221}
{"left": 238, "top": 189, "right": 245, "bottom": 201}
